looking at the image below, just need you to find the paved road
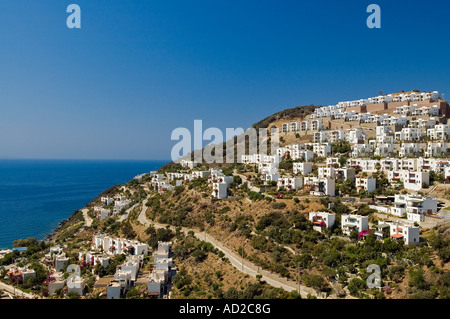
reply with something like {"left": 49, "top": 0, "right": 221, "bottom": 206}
{"left": 137, "top": 198, "right": 319, "bottom": 298}
{"left": 0, "top": 281, "right": 36, "bottom": 299}
{"left": 118, "top": 203, "right": 139, "bottom": 222}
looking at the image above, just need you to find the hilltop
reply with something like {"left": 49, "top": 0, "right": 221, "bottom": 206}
{"left": 160, "top": 103, "right": 319, "bottom": 171}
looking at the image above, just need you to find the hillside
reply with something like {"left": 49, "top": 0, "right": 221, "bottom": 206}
{"left": 160, "top": 104, "right": 319, "bottom": 171}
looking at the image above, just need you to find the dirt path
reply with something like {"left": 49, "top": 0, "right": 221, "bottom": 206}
{"left": 81, "top": 208, "right": 92, "bottom": 227}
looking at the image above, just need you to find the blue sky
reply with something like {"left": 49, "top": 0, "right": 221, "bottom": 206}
{"left": 1, "top": 0, "right": 449, "bottom": 160}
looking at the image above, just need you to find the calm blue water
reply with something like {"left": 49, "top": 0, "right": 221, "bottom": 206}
{"left": 0, "top": 159, "right": 168, "bottom": 249}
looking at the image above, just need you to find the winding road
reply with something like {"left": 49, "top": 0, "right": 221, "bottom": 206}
{"left": 137, "top": 197, "right": 320, "bottom": 298}
{"left": 0, "top": 281, "right": 37, "bottom": 299}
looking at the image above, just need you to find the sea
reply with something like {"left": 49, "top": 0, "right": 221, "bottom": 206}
{"left": 0, "top": 159, "right": 168, "bottom": 249}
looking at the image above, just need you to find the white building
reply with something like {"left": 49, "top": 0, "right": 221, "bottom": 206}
{"left": 388, "top": 221, "right": 420, "bottom": 246}
{"left": 94, "top": 206, "right": 111, "bottom": 221}
{"left": 374, "top": 142, "right": 394, "bottom": 157}
{"left": 54, "top": 256, "right": 69, "bottom": 272}
{"left": 310, "top": 143, "right": 331, "bottom": 157}
{"left": 341, "top": 214, "right": 369, "bottom": 236}
{"left": 309, "top": 212, "right": 335, "bottom": 230}
{"left": 303, "top": 177, "right": 335, "bottom": 196}
{"left": 390, "top": 194, "right": 437, "bottom": 222}
{"left": 351, "top": 144, "right": 372, "bottom": 158}
{"left": 147, "top": 271, "right": 165, "bottom": 298}
{"left": 277, "top": 177, "right": 303, "bottom": 190}
{"left": 428, "top": 124, "right": 450, "bottom": 140}
{"left": 399, "top": 143, "right": 421, "bottom": 157}
{"left": 395, "top": 128, "right": 423, "bottom": 141}
{"left": 211, "top": 182, "right": 228, "bottom": 199}
{"left": 92, "top": 233, "right": 149, "bottom": 256}
{"left": 101, "top": 197, "right": 114, "bottom": 206}
{"left": 425, "top": 142, "right": 447, "bottom": 157}
{"left": 335, "top": 168, "right": 356, "bottom": 181}
{"left": 355, "top": 177, "right": 377, "bottom": 193}
{"left": 387, "top": 170, "right": 429, "bottom": 191}
{"left": 107, "top": 280, "right": 127, "bottom": 299}
{"left": 67, "top": 277, "right": 85, "bottom": 296}
{"left": 318, "top": 167, "right": 335, "bottom": 179}
{"left": 180, "top": 160, "right": 198, "bottom": 169}
{"left": 293, "top": 162, "right": 313, "bottom": 175}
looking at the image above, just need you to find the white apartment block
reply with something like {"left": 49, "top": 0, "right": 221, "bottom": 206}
{"left": 80, "top": 252, "right": 110, "bottom": 268}
{"left": 346, "top": 128, "right": 368, "bottom": 144}
{"left": 355, "top": 177, "right": 377, "bottom": 193}
{"left": 67, "top": 277, "right": 85, "bottom": 296}
{"left": 180, "top": 160, "right": 198, "bottom": 169}
{"left": 276, "top": 145, "right": 314, "bottom": 161}
{"left": 425, "top": 142, "right": 447, "bottom": 157}
{"left": 113, "top": 197, "right": 132, "bottom": 215}
{"left": 390, "top": 194, "right": 437, "bottom": 222}
{"left": 427, "top": 124, "right": 450, "bottom": 140}
{"left": 387, "top": 170, "right": 429, "bottom": 191}
{"left": 335, "top": 168, "right": 356, "bottom": 181}
{"left": 341, "top": 214, "right": 369, "bottom": 236}
{"left": 211, "top": 182, "right": 228, "bottom": 199}
{"left": 408, "top": 118, "right": 437, "bottom": 129}
{"left": 309, "top": 211, "right": 335, "bottom": 228}
{"left": 277, "top": 177, "right": 303, "bottom": 190}
{"left": 375, "top": 221, "right": 420, "bottom": 245}
{"left": 94, "top": 206, "right": 111, "bottom": 221}
{"left": 107, "top": 280, "right": 126, "bottom": 299}
{"left": 208, "top": 169, "right": 234, "bottom": 185}
{"left": 309, "top": 211, "right": 335, "bottom": 232}
{"left": 191, "top": 170, "right": 211, "bottom": 179}
{"left": 259, "top": 162, "right": 279, "bottom": 176}
{"left": 444, "top": 166, "right": 450, "bottom": 180}
{"left": 351, "top": 144, "right": 372, "bottom": 158}
{"left": 313, "top": 131, "right": 329, "bottom": 143}
{"left": 92, "top": 233, "right": 149, "bottom": 256}
{"left": 326, "top": 157, "right": 339, "bottom": 167}
{"left": 47, "top": 272, "right": 65, "bottom": 296}
{"left": 293, "top": 162, "right": 313, "bottom": 175}
{"left": 318, "top": 167, "right": 335, "bottom": 179}
{"left": 376, "top": 126, "right": 394, "bottom": 144}
{"left": 265, "top": 173, "right": 280, "bottom": 182}
{"left": 347, "top": 159, "right": 379, "bottom": 173}
{"left": 101, "top": 196, "right": 114, "bottom": 206}
{"left": 309, "top": 143, "right": 331, "bottom": 157}
{"left": 395, "top": 128, "right": 423, "bottom": 141}
{"left": 242, "top": 154, "right": 281, "bottom": 165}
{"left": 374, "top": 142, "right": 394, "bottom": 157}
{"left": 282, "top": 120, "right": 324, "bottom": 132}
{"left": 399, "top": 143, "right": 421, "bottom": 157}
{"left": 147, "top": 271, "right": 165, "bottom": 298}
{"left": 303, "top": 177, "right": 335, "bottom": 196}
{"left": 388, "top": 221, "right": 420, "bottom": 245}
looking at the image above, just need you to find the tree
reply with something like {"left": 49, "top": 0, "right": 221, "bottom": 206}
{"left": 348, "top": 278, "right": 367, "bottom": 296}
{"left": 121, "top": 221, "right": 136, "bottom": 239}
{"left": 66, "top": 291, "right": 80, "bottom": 299}
{"left": 302, "top": 274, "right": 329, "bottom": 291}
{"left": 408, "top": 266, "right": 428, "bottom": 290}
{"left": 349, "top": 230, "right": 359, "bottom": 241}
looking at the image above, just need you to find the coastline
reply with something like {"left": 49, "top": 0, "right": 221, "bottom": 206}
{"left": 0, "top": 159, "right": 169, "bottom": 249}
